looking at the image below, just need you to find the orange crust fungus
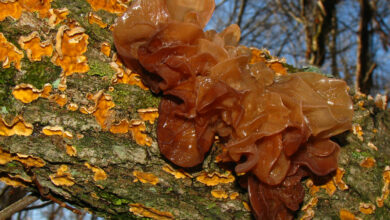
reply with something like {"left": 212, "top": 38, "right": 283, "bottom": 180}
{"left": 0, "top": 175, "right": 28, "bottom": 188}
{"left": 66, "top": 103, "right": 79, "bottom": 111}
{"left": 359, "top": 157, "right": 376, "bottom": 168}
{"left": 88, "top": 12, "right": 108, "bottom": 28}
{"left": 0, "top": 115, "right": 33, "bottom": 136}
{"left": 0, "top": 0, "right": 23, "bottom": 21}
{"left": 80, "top": 91, "right": 115, "bottom": 130}
{"left": 129, "top": 203, "right": 174, "bottom": 220}
{"left": 196, "top": 171, "right": 235, "bottom": 186}
{"left": 100, "top": 42, "right": 111, "bottom": 57}
{"left": 137, "top": 107, "right": 158, "bottom": 124}
{"left": 49, "top": 164, "right": 75, "bottom": 186}
{"left": 48, "top": 8, "right": 69, "bottom": 27}
{"left": 109, "top": 119, "right": 130, "bottom": 134}
{"left": 48, "top": 93, "right": 68, "bottom": 107}
{"left": 0, "top": 33, "right": 23, "bottom": 70}
{"left": 359, "top": 202, "right": 375, "bottom": 215}
{"left": 18, "top": 31, "right": 53, "bottom": 61}
{"left": 376, "top": 166, "right": 390, "bottom": 207}
{"left": 132, "top": 170, "right": 159, "bottom": 185}
{"left": 113, "top": 0, "right": 353, "bottom": 219}
{"left": 300, "top": 197, "right": 318, "bottom": 220}
{"left": 162, "top": 164, "right": 192, "bottom": 179}
{"left": 211, "top": 189, "right": 229, "bottom": 199}
{"left": 110, "top": 58, "right": 149, "bottom": 90}
{"left": 86, "top": 0, "right": 128, "bottom": 14}
{"left": 52, "top": 24, "right": 89, "bottom": 76}
{"left": 65, "top": 145, "right": 77, "bottom": 157}
{"left": 12, "top": 83, "right": 52, "bottom": 103}
{"left": 41, "top": 126, "right": 73, "bottom": 139}
{"left": 0, "top": 149, "right": 45, "bottom": 167}
{"left": 339, "top": 209, "right": 361, "bottom": 220}
{"left": 85, "top": 163, "right": 107, "bottom": 181}
{"left": 129, "top": 119, "right": 152, "bottom": 146}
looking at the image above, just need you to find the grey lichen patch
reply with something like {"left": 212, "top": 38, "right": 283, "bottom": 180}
{"left": 112, "top": 145, "right": 147, "bottom": 165}
{"left": 0, "top": 66, "right": 17, "bottom": 109}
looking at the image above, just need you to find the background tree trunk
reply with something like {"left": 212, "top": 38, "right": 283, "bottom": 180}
{"left": 0, "top": 0, "right": 389, "bottom": 219}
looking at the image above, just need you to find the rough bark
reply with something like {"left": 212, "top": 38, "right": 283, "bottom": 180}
{"left": 0, "top": 0, "right": 389, "bottom": 219}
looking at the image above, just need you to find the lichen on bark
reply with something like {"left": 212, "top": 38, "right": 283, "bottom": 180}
{"left": 0, "top": 0, "right": 389, "bottom": 219}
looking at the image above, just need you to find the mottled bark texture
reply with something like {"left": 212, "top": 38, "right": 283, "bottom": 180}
{"left": 0, "top": 0, "right": 389, "bottom": 219}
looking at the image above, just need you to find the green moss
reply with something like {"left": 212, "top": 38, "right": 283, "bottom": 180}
{"left": 18, "top": 57, "right": 61, "bottom": 89}
{"left": 109, "top": 84, "right": 160, "bottom": 114}
{"left": 88, "top": 59, "right": 115, "bottom": 77}
{"left": 0, "top": 66, "right": 16, "bottom": 107}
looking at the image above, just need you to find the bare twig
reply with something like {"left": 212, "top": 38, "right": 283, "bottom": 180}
{"left": 0, "top": 195, "right": 39, "bottom": 220}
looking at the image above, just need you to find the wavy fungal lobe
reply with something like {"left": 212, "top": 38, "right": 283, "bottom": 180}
{"left": 113, "top": 0, "right": 353, "bottom": 219}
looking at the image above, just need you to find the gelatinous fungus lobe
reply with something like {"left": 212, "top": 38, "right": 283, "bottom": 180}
{"left": 113, "top": 0, "right": 353, "bottom": 219}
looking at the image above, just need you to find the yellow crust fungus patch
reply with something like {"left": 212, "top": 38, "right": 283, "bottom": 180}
{"left": 268, "top": 61, "right": 287, "bottom": 76}
{"left": 129, "top": 119, "right": 152, "bottom": 146}
{"left": 110, "top": 58, "right": 148, "bottom": 90}
{"left": 300, "top": 197, "right": 318, "bottom": 220}
{"left": 52, "top": 25, "right": 89, "bottom": 76}
{"left": 41, "top": 126, "right": 73, "bottom": 139}
{"left": 86, "top": 0, "right": 128, "bottom": 14}
{"left": 65, "top": 144, "right": 77, "bottom": 157}
{"left": 49, "top": 94, "right": 68, "bottom": 107}
{"left": 137, "top": 108, "right": 159, "bottom": 124}
{"left": 376, "top": 166, "right": 390, "bottom": 207}
{"left": 333, "top": 167, "right": 349, "bottom": 191}
{"left": 88, "top": 12, "right": 108, "bottom": 28}
{"left": 0, "top": 149, "right": 45, "bottom": 167}
{"left": 196, "top": 171, "right": 235, "bottom": 186}
{"left": 85, "top": 163, "right": 107, "bottom": 181}
{"left": 162, "top": 164, "right": 192, "bottom": 179}
{"left": 0, "top": 1, "right": 23, "bottom": 21}
{"left": 132, "top": 170, "right": 159, "bottom": 185}
{"left": 19, "top": 0, "right": 52, "bottom": 18}
{"left": 242, "top": 202, "right": 251, "bottom": 211}
{"left": 18, "top": 31, "right": 53, "bottom": 61}
{"left": 48, "top": 8, "right": 69, "bottom": 27}
{"left": 352, "top": 124, "right": 364, "bottom": 142}
{"left": 360, "top": 157, "right": 376, "bottom": 168}
{"left": 0, "top": 33, "right": 23, "bottom": 70}
{"left": 340, "top": 209, "right": 360, "bottom": 220}
{"left": 211, "top": 189, "right": 228, "bottom": 199}
{"left": 93, "top": 92, "right": 115, "bottom": 130}
{"left": 66, "top": 103, "right": 79, "bottom": 111}
{"left": 359, "top": 202, "right": 375, "bottom": 215}
{"left": 0, "top": 115, "right": 33, "bottom": 136}
{"left": 49, "top": 164, "right": 75, "bottom": 186}
{"left": 229, "top": 192, "right": 239, "bottom": 200}
{"left": 109, "top": 119, "right": 129, "bottom": 134}
{"left": 249, "top": 48, "right": 287, "bottom": 75}
{"left": 100, "top": 42, "right": 111, "bottom": 57}
{"left": 12, "top": 83, "right": 52, "bottom": 103}
{"left": 0, "top": 176, "right": 27, "bottom": 187}
{"left": 129, "top": 203, "right": 174, "bottom": 220}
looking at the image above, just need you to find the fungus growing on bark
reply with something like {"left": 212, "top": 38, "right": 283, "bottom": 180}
{"left": 88, "top": 12, "right": 108, "bottom": 29}
{"left": 0, "top": 115, "right": 33, "bottom": 136}
{"left": 12, "top": 83, "right": 52, "bottom": 103}
{"left": 0, "top": 33, "right": 24, "bottom": 70}
{"left": 18, "top": 31, "right": 53, "bottom": 62}
{"left": 113, "top": 0, "right": 353, "bottom": 218}
{"left": 52, "top": 24, "right": 89, "bottom": 76}
{"left": 100, "top": 41, "right": 111, "bottom": 57}
{"left": 132, "top": 170, "right": 159, "bottom": 185}
{"left": 85, "top": 163, "right": 107, "bottom": 181}
{"left": 49, "top": 165, "right": 75, "bottom": 186}
{"left": 129, "top": 203, "right": 174, "bottom": 220}
{"left": 0, "top": 149, "right": 45, "bottom": 167}
{"left": 86, "top": 0, "right": 128, "bottom": 14}
{"left": 48, "top": 8, "right": 69, "bottom": 27}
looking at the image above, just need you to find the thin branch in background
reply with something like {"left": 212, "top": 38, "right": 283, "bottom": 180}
{"left": 22, "top": 201, "right": 53, "bottom": 211}
{"left": 0, "top": 195, "right": 39, "bottom": 220}
{"left": 236, "top": 0, "right": 248, "bottom": 28}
